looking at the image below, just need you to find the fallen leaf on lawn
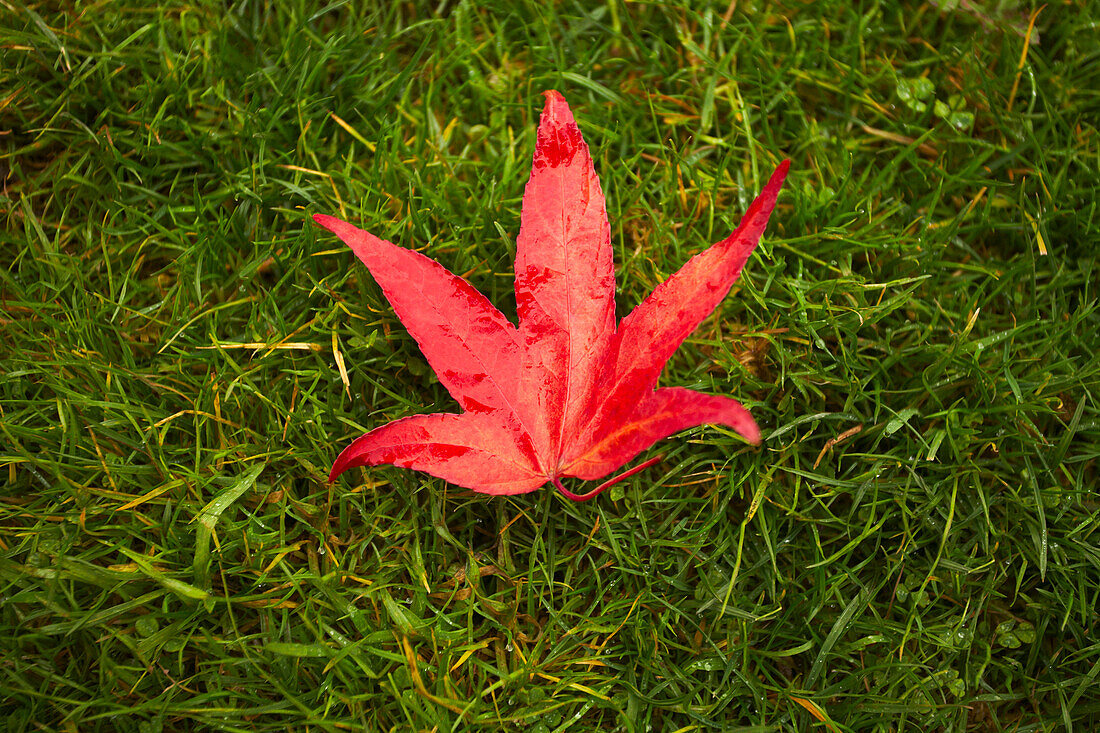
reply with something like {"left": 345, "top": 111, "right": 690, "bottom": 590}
{"left": 316, "top": 90, "right": 788, "bottom": 500}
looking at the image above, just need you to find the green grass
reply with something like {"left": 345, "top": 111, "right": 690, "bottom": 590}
{"left": 2, "top": 1, "right": 1098, "bottom": 730}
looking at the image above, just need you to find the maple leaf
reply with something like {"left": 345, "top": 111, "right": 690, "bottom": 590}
{"left": 315, "top": 91, "right": 788, "bottom": 500}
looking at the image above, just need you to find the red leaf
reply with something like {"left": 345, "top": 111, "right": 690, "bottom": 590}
{"left": 316, "top": 91, "right": 788, "bottom": 499}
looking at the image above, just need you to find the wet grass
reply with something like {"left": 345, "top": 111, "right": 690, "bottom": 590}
{"left": 2, "top": 1, "right": 1098, "bottom": 730}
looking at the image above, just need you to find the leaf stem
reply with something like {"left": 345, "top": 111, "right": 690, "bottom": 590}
{"left": 553, "top": 454, "right": 664, "bottom": 502}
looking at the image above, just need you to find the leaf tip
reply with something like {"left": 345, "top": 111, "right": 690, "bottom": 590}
{"left": 534, "top": 90, "right": 584, "bottom": 169}
{"left": 744, "top": 419, "right": 763, "bottom": 445}
{"left": 329, "top": 440, "right": 361, "bottom": 483}
{"left": 732, "top": 159, "right": 790, "bottom": 239}
{"left": 766, "top": 159, "right": 791, "bottom": 196}
{"left": 312, "top": 212, "right": 342, "bottom": 234}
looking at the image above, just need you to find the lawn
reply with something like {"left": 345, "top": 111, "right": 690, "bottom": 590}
{"left": 2, "top": 1, "right": 1099, "bottom": 731}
